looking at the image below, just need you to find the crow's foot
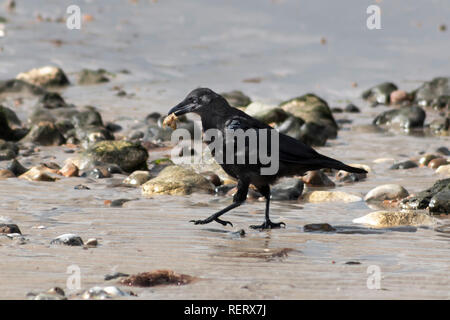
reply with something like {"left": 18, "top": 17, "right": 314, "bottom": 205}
{"left": 189, "top": 217, "right": 233, "bottom": 227}
{"left": 250, "top": 220, "right": 286, "bottom": 230}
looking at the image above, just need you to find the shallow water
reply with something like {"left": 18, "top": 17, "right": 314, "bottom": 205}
{"left": 0, "top": 0, "right": 449, "bottom": 299}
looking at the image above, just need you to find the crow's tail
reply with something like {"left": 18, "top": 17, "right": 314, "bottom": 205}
{"left": 314, "top": 155, "right": 367, "bottom": 174}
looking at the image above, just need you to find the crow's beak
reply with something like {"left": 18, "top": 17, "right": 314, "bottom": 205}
{"left": 168, "top": 100, "right": 197, "bottom": 116}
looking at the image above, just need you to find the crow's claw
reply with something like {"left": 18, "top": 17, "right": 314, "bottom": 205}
{"left": 189, "top": 218, "right": 233, "bottom": 227}
{"left": 250, "top": 220, "right": 286, "bottom": 230}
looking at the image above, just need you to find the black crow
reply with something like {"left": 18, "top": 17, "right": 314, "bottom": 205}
{"left": 168, "top": 88, "right": 367, "bottom": 229}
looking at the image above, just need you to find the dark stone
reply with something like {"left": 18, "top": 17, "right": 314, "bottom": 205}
{"left": 304, "top": 223, "right": 336, "bottom": 232}
{"left": 36, "top": 92, "right": 68, "bottom": 109}
{"left": 302, "top": 170, "right": 335, "bottom": 187}
{"left": 0, "top": 79, "right": 46, "bottom": 96}
{"left": 414, "top": 77, "right": 450, "bottom": 107}
{"left": 105, "top": 122, "right": 122, "bottom": 133}
{"left": 7, "top": 159, "right": 28, "bottom": 176}
{"left": 362, "top": 82, "right": 398, "bottom": 104}
{"left": 78, "top": 69, "right": 111, "bottom": 85}
{"left": 428, "top": 117, "right": 449, "bottom": 134}
{"left": 215, "top": 184, "right": 237, "bottom": 195}
{"left": 335, "top": 170, "right": 367, "bottom": 183}
{"left": 271, "top": 178, "right": 304, "bottom": 200}
{"left": 0, "top": 105, "right": 21, "bottom": 127}
{"left": 74, "top": 184, "right": 90, "bottom": 190}
{"left": 104, "top": 272, "right": 130, "bottom": 281}
{"left": 0, "top": 223, "right": 21, "bottom": 234}
{"left": 436, "top": 146, "right": 450, "bottom": 156}
{"left": 400, "top": 178, "right": 450, "bottom": 211}
{"left": 110, "top": 199, "right": 133, "bottom": 207}
{"left": 280, "top": 93, "right": 338, "bottom": 141}
{"left": 331, "top": 107, "right": 343, "bottom": 113}
{"left": 373, "top": 106, "right": 426, "bottom": 129}
{"left": 220, "top": 90, "right": 252, "bottom": 108}
{"left": 22, "top": 121, "right": 65, "bottom": 146}
{"left": 428, "top": 191, "right": 450, "bottom": 214}
{"left": 390, "top": 160, "right": 418, "bottom": 170}
{"left": 345, "top": 104, "right": 360, "bottom": 113}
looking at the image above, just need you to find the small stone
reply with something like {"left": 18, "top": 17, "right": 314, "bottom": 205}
{"left": 419, "top": 154, "right": 439, "bottom": 166}
{"left": 271, "top": 178, "right": 304, "bottom": 200}
{"left": 428, "top": 158, "right": 448, "bottom": 169}
{"left": 82, "top": 286, "right": 128, "bottom": 299}
{"left": 302, "top": 191, "right": 362, "bottom": 203}
{"left": 74, "top": 184, "right": 90, "bottom": 190}
{"left": 19, "top": 166, "right": 58, "bottom": 182}
{"left": 435, "top": 164, "right": 450, "bottom": 176}
{"left": 364, "top": 184, "right": 409, "bottom": 202}
{"left": 335, "top": 170, "right": 367, "bottom": 183}
{"left": 390, "top": 160, "right": 418, "bottom": 170}
{"left": 104, "top": 272, "right": 129, "bottom": 281}
{"left": 390, "top": 90, "right": 408, "bottom": 104}
{"left": 50, "top": 234, "right": 83, "bottom": 246}
{"left": 6, "top": 159, "right": 28, "bottom": 176}
{"left": 58, "top": 162, "right": 79, "bottom": 177}
{"left": 353, "top": 210, "right": 436, "bottom": 228}
{"left": 304, "top": 223, "right": 336, "bottom": 232}
{"left": 123, "top": 170, "right": 151, "bottom": 186}
{"left": 16, "top": 66, "right": 69, "bottom": 87}
{"left": 0, "top": 169, "right": 15, "bottom": 179}
{"left": 202, "top": 172, "right": 222, "bottom": 187}
{"left": 85, "top": 238, "right": 98, "bottom": 247}
{"left": 0, "top": 223, "right": 21, "bottom": 234}
{"left": 302, "top": 170, "right": 335, "bottom": 187}
{"left": 22, "top": 121, "right": 65, "bottom": 146}
{"left": 120, "top": 270, "right": 195, "bottom": 287}
{"left": 344, "top": 104, "right": 360, "bottom": 113}
{"left": 436, "top": 147, "right": 450, "bottom": 156}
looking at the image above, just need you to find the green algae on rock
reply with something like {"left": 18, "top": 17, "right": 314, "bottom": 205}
{"left": 84, "top": 140, "right": 148, "bottom": 173}
{"left": 141, "top": 165, "right": 214, "bottom": 195}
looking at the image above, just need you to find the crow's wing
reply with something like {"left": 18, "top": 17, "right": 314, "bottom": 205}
{"left": 225, "top": 112, "right": 366, "bottom": 174}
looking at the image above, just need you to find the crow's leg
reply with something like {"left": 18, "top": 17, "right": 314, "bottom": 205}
{"left": 190, "top": 180, "right": 249, "bottom": 227}
{"left": 250, "top": 185, "right": 286, "bottom": 230}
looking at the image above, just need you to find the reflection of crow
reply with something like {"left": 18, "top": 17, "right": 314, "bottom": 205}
{"left": 169, "top": 88, "right": 366, "bottom": 229}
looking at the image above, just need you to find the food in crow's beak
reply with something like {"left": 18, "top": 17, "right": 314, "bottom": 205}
{"left": 163, "top": 113, "right": 179, "bottom": 130}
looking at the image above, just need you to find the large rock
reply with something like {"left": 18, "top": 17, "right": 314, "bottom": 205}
{"left": 353, "top": 210, "right": 435, "bottom": 228}
{"left": 413, "top": 77, "right": 450, "bottom": 108}
{"left": 362, "top": 82, "right": 398, "bottom": 104}
{"left": 373, "top": 106, "right": 426, "bottom": 129}
{"left": 279, "top": 93, "right": 338, "bottom": 140}
{"left": 400, "top": 178, "right": 450, "bottom": 212}
{"left": 84, "top": 140, "right": 148, "bottom": 173}
{"left": 428, "top": 191, "right": 450, "bottom": 214}
{"left": 141, "top": 165, "right": 214, "bottom": 195}
{"left": 16, "top": 66, "right": 70, "bottom": 87}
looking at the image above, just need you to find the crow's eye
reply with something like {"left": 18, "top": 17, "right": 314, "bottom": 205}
{"left": 191, "top": 97, "right": 199, "bottom": 104}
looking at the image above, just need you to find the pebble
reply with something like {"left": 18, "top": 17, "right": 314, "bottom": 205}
{"left": 435, "top": 164, "right": 450, "bottom": 176}
{"left": 428, "top": 158, "right": 448, "bottom": 169}
{"left": 304, "top": 223, "right": 336, "bottom": 232}
{"left": 19, "top": 166, "right": 58, "bottom": 182}
{"left": 123, "top": 170, "right": 152, "bottom": 186}
{"left": 120, "top": 270, "right": 195, "bottom": 287}
{"left": 436, "top": 147, "right": 450, "bottom": 156}
{"left": 0, "top": 223, "right": 21, "bottom": 234}
{"left": 302, "top": 170, "right": 335, "bottom": 187}
{"left": 81, "top": 286, "right": 128, "bottom": 299}
{"left": 58, "top": 162, "right": 79, "bottom": 177}
{"left": 390, "top": 90, "right": 408, "bottom": 104}
{"left": 364, "top": 184, "right": 409, "bottom": 202}
{"left": 50, "top": 234, "right": 84, "bottom": 246}
{"left": 85, "top": 238, "right": 98, "bottom": 247}
{"left": 390, "top": 160, "right": 418, "bottom": 170}
{"left": 0, "top": 169, "right": 15, "bottom": 179}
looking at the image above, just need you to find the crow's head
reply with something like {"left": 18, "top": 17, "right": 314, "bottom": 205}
{"left": 168, "top": 88, "right": 224, "bottom": 116}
